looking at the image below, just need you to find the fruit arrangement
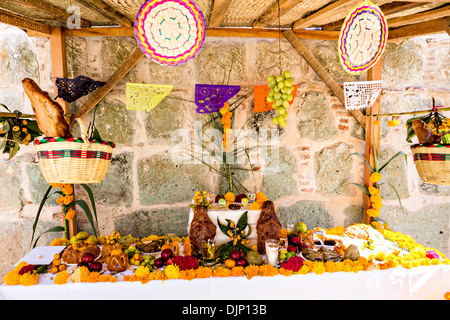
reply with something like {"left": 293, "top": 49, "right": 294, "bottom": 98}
{"left": 266, "top": 70, "right": 295, "bottom": 128}
{"left": 223, "top": 248, "right": 248, "bottom": 268}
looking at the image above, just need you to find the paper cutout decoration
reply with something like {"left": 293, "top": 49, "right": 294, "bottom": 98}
{"left": 135, "top": 0, "right": 206, "bottom": 67}
{"left": 253, "top": 84, "right": 298, "bottom": 113}
{"left": 344, "top": 81, "right": 382, "bottom": 110}
{"left": 338, "top": 0, "right": 388, "bottom": 75}
{"left": 126, "top": 83, "right": 173, "bottom": 111}
{"left": 55, "top": 76, "right": 106, "bottom": 103}
{"left": 195, "top": 84, "right": 240, "bottom": 114}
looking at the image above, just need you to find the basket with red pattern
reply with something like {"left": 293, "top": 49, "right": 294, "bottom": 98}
{"left": 34, "top": 119, "right": 115, "bottom": 184}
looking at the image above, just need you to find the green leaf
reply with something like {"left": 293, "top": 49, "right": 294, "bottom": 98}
{"left": 236, "top": 211, "right": 248, "bottom": 233}
{"left": 80, "top": 184, "right": 98, "bottom": 227}
{"left": 378, "top": 151, "right": 407, "bottom": 173}
{"left": 385, "top": 182, "right": 403, "bottom": 209}
{"left": 351, "top": 183, "right": 371, "bottom": 197}
{"left": 349, "top": 152, "right": 374, "bottom": 172}
{"left": 30, "top": 185, "right": 54, "bottom": 249}
{"left": 32, "top": 226, "right": 65, "bottom": 249}
{"left": 216, "top": 241, "right": 234, "bottom": 261}
{"left": 73, "top": 199, "right": 98, "bottom": 237}
{"left": 373, "top": 133, "right": 379, "bottom": 172}
{"left": 217, "top": 217, "right": 230, "bottom": 236}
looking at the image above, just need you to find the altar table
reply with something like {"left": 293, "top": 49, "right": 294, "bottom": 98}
{"left": 1, "top": 264, "right": 450, "bottom": 300}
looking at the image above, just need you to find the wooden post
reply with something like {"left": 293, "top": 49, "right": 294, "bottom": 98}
{"left": 282, "top": 29, "right": 366, "bottom": 127}
{"left": 363, "top": 59, "right": 382, "bottom": 224}
{"left": 50, "top": 26, "right": 77, "bottom": 238}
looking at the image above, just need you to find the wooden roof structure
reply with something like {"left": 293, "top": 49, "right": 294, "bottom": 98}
{"left": 0, "top": 0, "right": 448, "bottom": 41}
{"left": 0, "top": 0, "right": 449, "bottom": 230}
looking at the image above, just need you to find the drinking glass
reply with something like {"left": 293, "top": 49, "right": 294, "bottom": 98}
{"left": 265, "top": 239, "right": 280, "bottom": 267}
{"left": 201, "top": 239, "right": 216, "bottom": 265}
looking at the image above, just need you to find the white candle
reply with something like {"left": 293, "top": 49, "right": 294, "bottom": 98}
{"left": 265, "top": 239, "right": 279, "bottom": 267}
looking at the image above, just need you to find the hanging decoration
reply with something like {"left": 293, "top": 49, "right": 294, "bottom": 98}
{"left": 134, "top": 0, "right": 206, "bottom": 67}
{"left": 338, "top": 0, "right": 388, "bottom": 75}
{"left": 194, "top": 84, "right": 240, "bottom": 114}
{"left": 126, "top": 83, "right": 173, "bottom": 111}
{"left": 55, "top": 76, "right": 106, "bottom": 103}
{"left": 254, "top": 83, "right": 298, "bottom": 113}
{"left": 344, "top": 80, "right": 382, "bottom": 110}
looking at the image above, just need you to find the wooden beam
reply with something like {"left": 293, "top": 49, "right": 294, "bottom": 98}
{"left": 49, "top": 26, "right": 78, "bottom": 238}
{"left": 0, "top": 8, "right": 51, "bottom": 35}
{"left": 208, "top": 0, "right": 233, "bottom": 27}
{"left": 253, "top": 0, "right": 306, "bottom": 28}
{"left": 388, "top": 4, "right": 450, "bottom": 28}
{"left": 444, "top": 17, "right": 450, "bottom": 35}
{"left": 293, "top": 0, "right": 361, "bottom": 30}
{"left": 71, "top": 47, "right": 145, "bottom": 122}
{"left": 50, "top": 27, "right": 69, "bottom": 118}
{"left": 363, "top": 59, "right": 382, "bottom": 225}
{"left": 28, "top": 26, "right": 342, "bottom": 40}
{"left": 76, "top": 0, "right": 133, "bottom": 27}
{"left": 282, "top": 29, "right": 366, "bottom": 127}
{"left": 5, "top": 0, "right": 91, "bottom": 27}
{"left": 388, "top": 17, "right": 448, "bottom": 40}
{"left": 322, "top": 1, "right": 430, "bottom": 31}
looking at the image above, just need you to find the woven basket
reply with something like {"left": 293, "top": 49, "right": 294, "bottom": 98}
{"left": 34, "top": 119, "right": 115, "bottom": 184}
{"left": 411, "top": 144, "right": 450, "bottom": 185}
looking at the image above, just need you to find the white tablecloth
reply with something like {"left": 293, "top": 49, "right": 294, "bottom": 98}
{"left": 2, "top": 265, "right": 450, "bottom": 300}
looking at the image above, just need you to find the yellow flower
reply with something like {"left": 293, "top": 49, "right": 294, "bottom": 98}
{"left": 54, "top": 270, "right": 71, "bottom": 285}
{"left": 369, "top": 172, "right": 382, "bottom": 183}
{"left": 4, "top": 270, "right": 20, "bottom": 285}
{"left": 255, "top": 192, "right": 267, "bottom": 204}
{"left": 19, "top": 272, "right": 39, "bottom": 286}
{"left": 12, "top": 126, "right": 20, "bottom": 132}
{"left": 371, "top": 201, "right": 383, "bottom": 210}
{"left": 224, "top": 192, "right": 235, "bottom": 203}
{"left": 135, "top": 265, "right": 151, "bottom": 278}
{"left": 164, "top": 264, "right": 180, "bottom": 279}
{"left": 387, "top": 120, "right": 399, "bottom": 127}
{"left": 366, "top": 208, "right": 380, "bottom": 218}
{"left": 368, "top": 186, "right": 380, "bottom": 195}
{"left": 65, "top": 208, "right": 76, "bottom": 220}
{"left": 370, "top": 194, "right": 382, "bottom": 203}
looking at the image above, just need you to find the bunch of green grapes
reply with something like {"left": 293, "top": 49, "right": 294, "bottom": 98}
{"left": 266, "top": 70, "right": 295, "bottom": 128}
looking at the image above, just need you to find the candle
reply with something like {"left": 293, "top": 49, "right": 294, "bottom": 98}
{"left": 265, "top": 239, "right": 280, "bottom": 267}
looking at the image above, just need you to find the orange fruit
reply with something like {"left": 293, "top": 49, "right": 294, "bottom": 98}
{"left": 224, "top": 258, "right": 236, "bottom": 269}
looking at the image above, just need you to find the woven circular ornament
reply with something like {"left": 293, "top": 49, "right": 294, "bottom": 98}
{"left": 338, "top": 0, "right": 388, "bottom": 75}
{"left": 135, "top": 0, "right": 206, "bottom": 67}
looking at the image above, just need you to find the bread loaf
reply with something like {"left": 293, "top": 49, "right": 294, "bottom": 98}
{"left": 22, "top": 78, "right": 71, "bottom": 138}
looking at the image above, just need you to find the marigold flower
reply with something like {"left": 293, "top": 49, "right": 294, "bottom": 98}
{"left": 65, "top": 208, "right": 76, "bottom": 220}
{"left": 19, "top": 272, "right": 39, "bottom": 286}
{"left": 255, "top": 192, "right": 267, "bottom": 204}
{"left": 164, "top": 264, "right": 180, "bottom": 279}
{"left": 4, "top": 270, "right": 20, "bottom": 285}
{"left": 371, "top": 201, "right": 383, "bottom": 210}
{"left": 224, "top": 192, "right": 235, "bottom": 203}
{"left": 369, "top": 172, "right": 382, "bottom": 183}
{"left": 54, "top": 270, "right": 71, "bottom": 285}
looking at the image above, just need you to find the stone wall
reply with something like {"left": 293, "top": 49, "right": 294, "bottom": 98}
{"left": 0, "top": 22, "right": 449, "bottom": 281}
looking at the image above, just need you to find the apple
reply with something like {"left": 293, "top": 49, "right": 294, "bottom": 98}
{"left": 161, "top": 248, "right": 173, "bottom": 261}
{"left": 290, "top": 237, "right": 302, "bottom": 246}
{"left": 287, "top": 245, "right": 297, "bottom": 253}
{"left": 236, "top": 258, "right": 247, "bottom": 267}
{"left": 88, "top": 261, "right": 102, "bottom": 272}
{"left": 154, "top": 257, "right": 165, "bottom": 268}
{"left": 81, "top": 253, "right": 96, "bottom": 264}
{"left": 230, "top": 249, "right": 241, "bottom": 261}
